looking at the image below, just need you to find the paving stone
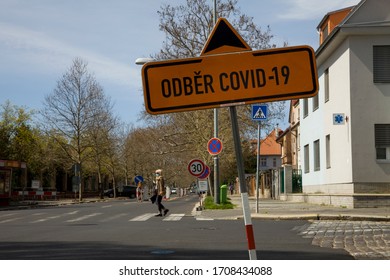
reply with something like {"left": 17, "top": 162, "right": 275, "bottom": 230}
{"left": 296, "top": 221, "right": 390, "bottom": 260}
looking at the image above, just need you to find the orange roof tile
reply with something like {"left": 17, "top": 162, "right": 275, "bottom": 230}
{"left": 252, "top": 129, "right": 282, "bottom": 156}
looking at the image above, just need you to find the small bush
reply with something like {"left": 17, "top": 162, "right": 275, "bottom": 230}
{"left": 203, "top": 196, "right": 234, "bottom": 209}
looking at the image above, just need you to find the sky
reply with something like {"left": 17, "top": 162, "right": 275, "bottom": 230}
{"left": 0, "top": 0, "right": 361, "bottom": 127}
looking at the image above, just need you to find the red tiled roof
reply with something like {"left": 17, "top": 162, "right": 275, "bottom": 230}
{"left": 252, "top": 129, "right": 282, "bottom": 156}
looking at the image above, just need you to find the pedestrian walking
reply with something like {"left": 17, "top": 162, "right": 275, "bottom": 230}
{"left": 154, "top": 169, "right": 169, "bottom": 217}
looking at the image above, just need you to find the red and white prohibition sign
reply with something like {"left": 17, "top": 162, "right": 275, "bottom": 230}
{"left": 187, "top": 159, "right": 205, "bottom": 177}
{"left": 207, "top": 137, "right": 223, "bottom": 156}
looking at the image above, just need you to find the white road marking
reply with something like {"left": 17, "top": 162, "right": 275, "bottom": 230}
{"left": 99, "top": 213, "right": 128, "bottom": 222}
{"left": 32, "top": 212, "right": 46, "bottom": 216}
{"left": 163, "top": 214, "right": 185, "bottom": 221}
{"left": 0, "top": 217, "right": 22, "bottom": 224}
{"left": 195, "top": 217, "right": 214, "bottom": 221}
{"left": 129, "top": 213, "right": 186, "bottom": 222}
{"left": 129, "top": 213, "right": 157, "bottom": 221}
{"left": 0, "top": 213, "right": 18, "bottom": 218}
{"left": 66, "top": 213, "right": 102, "bottom": 222}
{"left": 30, "top": 215, "right": 61, "bottom": 223}
{"left": 30, "top": 210, "right": 79, "bottom": 223}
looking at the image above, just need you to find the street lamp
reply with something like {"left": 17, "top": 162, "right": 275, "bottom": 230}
{"left": 135, "top": 57, "right": 155, "bottom": 65}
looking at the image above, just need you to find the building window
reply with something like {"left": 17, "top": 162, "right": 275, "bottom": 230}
{"left": 373, "top": 46, "right": 390, "bottom": 83}
{"left": 326, "top": 134, "right": 331, "bottom": 168}
{"left": 273, "top": 158, "right": 277, "bottom": 167}
{"left": 312, "top": 93, "right": 319, "bottom": 111}
{"left": 314, "top": 140, "right": 320, "bottom": 171}
{"left": 375, "top": 124, "right": 390, "bottom": 161}
{"left": 303, "top": 98, "right": 308, "bottom": 118}
{"left": 324, "top": 68, "right": 329, "bottom": 102}
{"left": 304, "top": 144, "right": 310, "bottom": 173}
{"left": 298, "top": 132, "right": 300, "bottom": 151}
{"left": 321, "top": 23, "right": 329, "bottom": 42}
{"left": 260, "top": 157, "right": 267, "bottom": 167}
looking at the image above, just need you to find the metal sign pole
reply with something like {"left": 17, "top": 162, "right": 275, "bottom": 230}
{"left": 256, "top": 122, "right": 260, "bottom": 213}
{"left": 252, "top": 104, "right": 267, "bottom": 213}
{"left": 212, "top": 0, "right": 220, "bottom": 205}
{"left": 229, "top": 106, "right": 257, "bottom": 260}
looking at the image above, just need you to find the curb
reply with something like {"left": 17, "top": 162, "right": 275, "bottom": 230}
{"left": 197, "top": 211, "right": 390, "bottom": 221}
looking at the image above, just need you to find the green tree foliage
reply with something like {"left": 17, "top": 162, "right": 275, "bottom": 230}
{"left": 0, "top": 100, "right": 37, "bottom": 162}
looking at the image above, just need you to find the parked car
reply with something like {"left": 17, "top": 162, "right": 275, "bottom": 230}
{"left": 104, "top": 185, "right": 137, "bottom": 198}
{"left": 171, "top": 188, "right": 177, "bottom": 194}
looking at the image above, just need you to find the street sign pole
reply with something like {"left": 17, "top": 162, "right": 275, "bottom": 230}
{"left": 230, "top": 106, "right": 257, "bottom": 260}
{"left": 214, "top": 130, "right": 220, "bottom": 204}
{"left": 138, "top": 17, "right": 317, "bottom": 262}
{"left": 251, "top": 104, "right": 267, "bottom": 213}
{"left": 212, "top": 0, "right": 220, "bottom": 205}
{"left": 256, "top": 122, "right": 260, "bottom": 214}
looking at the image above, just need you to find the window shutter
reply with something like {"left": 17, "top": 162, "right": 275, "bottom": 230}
{"left": 375, "top": 124, "right": 390, "bottom": 146}
{"left": 373, "top": 46, "right": 390, "bottom": 83}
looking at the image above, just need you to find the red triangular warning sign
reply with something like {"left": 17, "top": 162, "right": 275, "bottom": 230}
{"left": 200, "top": 18, "right": 251, "bottom": 56}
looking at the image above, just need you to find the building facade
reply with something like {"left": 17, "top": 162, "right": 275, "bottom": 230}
{"left": 299, "top": 0, "right": 390, "bottom": 208}
{"left": 247, "top": 129, "right": 282, "bottom": 198}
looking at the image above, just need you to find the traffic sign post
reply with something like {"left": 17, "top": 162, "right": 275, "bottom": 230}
{"left": 207, "top": 137, "right": 223, "bottom": 156}
{"left": 198, "top": 180, "right": 208, "bottom": 192}
{"left": 134, "top": 175, "right": 144, "bottom": 185}
{"left": 142, "top": 45, "right": 318, "bottom": 114}
{"left": 197, "top": 165, "right": 210, "bottom": 180}
{"left": 138, "top": 17, "right": 319, "bottom": 261}
{"left": 251, "top": 104, "right": 268, "bottom": 213}
{"left": 187, "top": 159, "right": 205, "bottom": 177}
{"left": 252, "top": 104, "right": 268, "bottom": 121}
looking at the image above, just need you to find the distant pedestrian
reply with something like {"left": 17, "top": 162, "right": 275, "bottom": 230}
{"left": 154, "top": 169, "right": 169, "bottom": 217}
{"left": 229, "top": 184, "right": 234, "bottom": 195}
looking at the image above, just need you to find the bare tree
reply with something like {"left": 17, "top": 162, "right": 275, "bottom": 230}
{"left": 42, "top": 58, "right": 110, "bottom": 201}
{"left": 141, "top": 0, "right": 286, "bottom": 188}
{"left": 155, "top": 0, "right": 275, "bottom": 60}
{"left": 88, "top": 94, "right": 118, "bottom": 198}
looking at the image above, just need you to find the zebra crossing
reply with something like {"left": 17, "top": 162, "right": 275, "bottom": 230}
{"left": 129, "top": 213, "right": 156, "bottom": 221}
{"left": 0, "top": 210, "right": 212, "bottom": 225}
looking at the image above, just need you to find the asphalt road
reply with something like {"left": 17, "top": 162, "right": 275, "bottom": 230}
{"left": 0, "top": 195, "right": 353, "bottom": 260}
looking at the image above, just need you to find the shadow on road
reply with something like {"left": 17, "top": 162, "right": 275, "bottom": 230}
{"left": 0, "top": 241, "right": 353, "bottom": 260}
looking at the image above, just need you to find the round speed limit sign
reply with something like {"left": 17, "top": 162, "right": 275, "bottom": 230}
{"left": 187, "top": 159, "right": 205, "bottom": 177}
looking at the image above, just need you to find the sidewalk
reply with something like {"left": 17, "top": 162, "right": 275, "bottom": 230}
{"left": 194, "top": 195, "right": 390, "bottom": 221}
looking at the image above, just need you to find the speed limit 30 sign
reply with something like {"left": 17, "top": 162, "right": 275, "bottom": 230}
{"left": 188, "top": 159, "right": 205, "bottom": 177}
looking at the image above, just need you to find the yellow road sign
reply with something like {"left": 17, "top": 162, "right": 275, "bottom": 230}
{"left": 141, "top": 45, "right": 318, "bottom": 114}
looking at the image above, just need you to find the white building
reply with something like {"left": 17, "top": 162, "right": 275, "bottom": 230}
{"left": 299, "top": 0, "right": 390, "bottom": 208}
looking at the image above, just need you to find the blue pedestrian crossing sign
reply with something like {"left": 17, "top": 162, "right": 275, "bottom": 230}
{"left": 251, "top": 105, "right": 268, "bottom": 121}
